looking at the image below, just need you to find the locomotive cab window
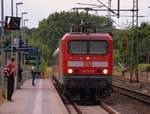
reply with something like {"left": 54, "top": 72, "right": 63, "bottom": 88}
{"left": 68, "top": 41, "right": 87, "bottom": 54}
{"left": 68, "top": 40, "right": 108, "bottom": 55}
{"left": 89, "top": 41, "right": 108, "bottom": 54}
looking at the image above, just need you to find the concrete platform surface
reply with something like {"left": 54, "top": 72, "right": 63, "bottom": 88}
{"left": 0, "top": 79, "right": 69, "bottom": 114}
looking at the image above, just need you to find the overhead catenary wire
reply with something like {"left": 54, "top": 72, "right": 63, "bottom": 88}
{"left": 77, "top": 3, "right": 103, "bottom": 8}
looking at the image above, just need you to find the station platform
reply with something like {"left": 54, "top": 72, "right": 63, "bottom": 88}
{"left": 0, "top": 79, "right": 69, "bottom": 114}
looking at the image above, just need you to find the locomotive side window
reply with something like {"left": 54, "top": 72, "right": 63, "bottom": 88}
{"left": 69, "top": 41, "right": 87, "bottom": 54}
{"left": 89, "top": 41, "right": 108, "bottom": 54}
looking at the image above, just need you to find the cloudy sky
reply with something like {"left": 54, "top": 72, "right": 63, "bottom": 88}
{"left": 1, "top": 0, "right": 150, "bottom": 28}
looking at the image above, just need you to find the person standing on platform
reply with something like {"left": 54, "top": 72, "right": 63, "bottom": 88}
{"left": 7, "top": 57, "right": 16, "bottom": 101}
{"left": 18, "top": 64, "right": 23, "bottom": 89}
{"left": 31, "top": 65, "right": 36, "bottom": 86}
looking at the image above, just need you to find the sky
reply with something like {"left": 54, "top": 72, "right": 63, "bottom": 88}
{"left": 1, "top": 0, "right": 150, "bottom": 29}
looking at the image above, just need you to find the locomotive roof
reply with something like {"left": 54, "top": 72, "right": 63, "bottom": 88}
{"left": 61, "top": 33, "right": 113, "bottom": 41}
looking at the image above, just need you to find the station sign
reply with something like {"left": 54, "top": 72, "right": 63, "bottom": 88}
{"left": 13, "top": 38, "right": 27, "bottom": 48}
{"left": 19, "top": 39, "right": 27, "bottom": 48}
{"left": 23, "top": 48, "right": 39, "bottom": 55}
{"left": 25, "top": 55, "right": 40, "bottom": 60}
{"left": 17, "top": 46, "right": 39, "bottom": 55}
{"left": 25, "top": 60, "right": 41, "bottom": 65}
{"left": 13, "top": 38, "right": 20, "bottom": 48}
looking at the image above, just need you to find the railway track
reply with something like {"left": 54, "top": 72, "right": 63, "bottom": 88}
{"left": 54, "top": 82, "right": 119, "bottom": 114}
{"left": 66, "top": 102, "right": 120, "bottom": 114}
{"left": 57, "top": 91, "right": 118, "bottom": 114}
{"left": 74, "top": 105, "right": 109, "bottom": 114}
{"left": 67, "top": 103, "right": 119, "bottom": 114}
{"left": 60, "top": 93, "right": 120, "bottom": 114}
{"left": 113, "top": 75, "right": 150, "bottom": 85}
{"left": 113, "top": 84, "right": 150, "bottom": 104}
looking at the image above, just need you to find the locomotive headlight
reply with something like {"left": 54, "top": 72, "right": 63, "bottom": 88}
{"left": 86, "top": 57, "right": 90, "bottom": 60}
{"left": 103, "top": 69, "right": 108, "bottom": 74}
{"left": 68, "top": 68, "right": 73, "bottom": 74}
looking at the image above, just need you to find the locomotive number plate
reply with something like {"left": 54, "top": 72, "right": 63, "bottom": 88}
{"left": 84, "top": 61, "right": 92, "bottom": 67}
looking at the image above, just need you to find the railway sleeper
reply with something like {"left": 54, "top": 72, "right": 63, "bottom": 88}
{"left": 66, "top": 87, "right": 111, "bottom": 101}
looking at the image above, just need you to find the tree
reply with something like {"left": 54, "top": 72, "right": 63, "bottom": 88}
{"left": 29, "top": 11, "right": 112, "bottom": 65}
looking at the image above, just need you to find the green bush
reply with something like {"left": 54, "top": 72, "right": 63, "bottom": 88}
{"left": 39, "top": 57, "right": 47, "bottom": 73}
{"left": 138, "top": 64, "right": 150, "bottom": 71}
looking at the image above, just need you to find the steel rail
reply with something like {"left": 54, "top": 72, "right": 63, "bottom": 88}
{"left": 113, "top": 84, "right": 150, "bottom": 104}
{"left": 100, "top": 102, "right": 120, "bottom": 114}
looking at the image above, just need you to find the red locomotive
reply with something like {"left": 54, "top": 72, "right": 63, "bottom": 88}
{"left": 52, "top": 23, "right": 113, "bottom": 101}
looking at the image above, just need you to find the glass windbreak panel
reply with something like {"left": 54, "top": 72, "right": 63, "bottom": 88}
{"left": 69, "top": 41, "right": 87, "bottom": 54}
{"left": 89, "top": 41, "right": 108, "bottom": 54}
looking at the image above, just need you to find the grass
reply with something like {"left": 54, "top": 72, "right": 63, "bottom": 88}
{"left": 138, "top": 64, "right": 150, "bottom": 71}
{"left": 113, "top": 66, "right": 122, "bottom": 76}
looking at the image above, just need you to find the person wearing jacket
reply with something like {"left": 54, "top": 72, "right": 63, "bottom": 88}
{"left": 6, "top": 57, "right": 16, "bottom": 101}
{"left": 31, "top": 65, "right": 36, "bottom": 86}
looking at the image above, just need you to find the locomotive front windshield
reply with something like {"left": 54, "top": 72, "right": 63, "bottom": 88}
{"left": 68, "top": 40, "right": 108, "bottom": 55}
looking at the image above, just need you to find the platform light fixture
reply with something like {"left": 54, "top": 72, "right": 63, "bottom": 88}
{"left": 16, "top": 2, "right": 23, "bottom": 17}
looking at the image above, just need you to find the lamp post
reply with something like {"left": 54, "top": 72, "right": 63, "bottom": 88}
{"left": 21, "top": 12, "right": 28, "bottom": 23}
{"left": 16, "top": 2, "right": 23, "bottom": 17}
{"left": 21, "top": 12, "right": 28, "bottom": 39}
{"left": 15, "top": 2, "right": 23, "bottom": 90}
{"left": 23, "top": 19, "right": 29, "bottom": 37}
{"left": 24, "top": 19, "right": 29, "bottom": 26}
{"left": 22, "top": 19, "right": 29, "bottom": 43}
{"left": 11, "top": 0, "right": 14, "bottom": 56}
{"left": 22, "top": 19, "right": 29, "bottom": 66}
{"left": 20, "top": 12, "right": 28, "bottom": 80}
{"left": 23, "top": 19, "right": 29, "bottom": 30}
{"left": 1, "top": 0, "right": 4, "bottom": 65}
{"left": 1, "top": 0, "right": 6, "bottom": 97}
{"left": 11, "top": 0, "right": 13, "bottom": 16}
